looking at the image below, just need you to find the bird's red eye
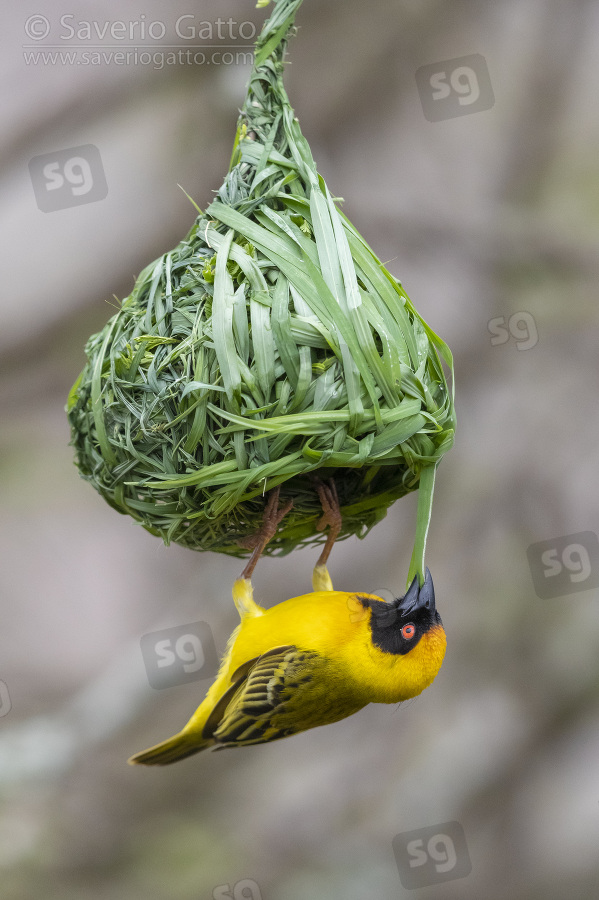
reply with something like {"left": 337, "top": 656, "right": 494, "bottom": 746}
{"left": 401, "top": 623, "right": 416, "bottom": 640}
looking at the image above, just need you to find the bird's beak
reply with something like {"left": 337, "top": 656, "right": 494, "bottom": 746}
{"left": 396, "top": 568, "right": 436, "bottom": 616}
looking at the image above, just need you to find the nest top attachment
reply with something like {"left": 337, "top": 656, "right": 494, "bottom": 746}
{"left": 67, "top": 0, "right": 455, "bottom": 565}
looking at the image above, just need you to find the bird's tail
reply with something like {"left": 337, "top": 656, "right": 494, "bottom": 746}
{"left": 128, "top": 730, "right": 212, "bottom": 766}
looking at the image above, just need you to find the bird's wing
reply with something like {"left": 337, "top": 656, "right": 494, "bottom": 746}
{"left": 202, "top": 645, "right": 320, "bottom": 747}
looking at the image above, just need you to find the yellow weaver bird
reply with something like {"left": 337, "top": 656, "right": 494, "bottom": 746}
{"left": 129, "top": 483, "right": 446, "bottom": 765}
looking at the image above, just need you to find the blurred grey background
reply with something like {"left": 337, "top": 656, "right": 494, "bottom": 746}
{"left": 1, "top": 0, "right": 599, "bottom": 898}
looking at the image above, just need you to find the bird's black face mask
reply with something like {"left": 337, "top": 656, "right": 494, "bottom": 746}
{"left": 357, "top": 569, "right": 442, "bottom": 656}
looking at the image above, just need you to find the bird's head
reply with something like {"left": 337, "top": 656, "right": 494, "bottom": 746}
{"left": 355, "top": 569, "right": 446, "bottom": 698}
{"left": 359, "top": 569, "right": 442, "bottom": 653}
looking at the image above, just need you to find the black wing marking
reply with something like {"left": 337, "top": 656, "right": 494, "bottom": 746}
{"left": 203, "top": 645, "right": 319, "bottom": 747}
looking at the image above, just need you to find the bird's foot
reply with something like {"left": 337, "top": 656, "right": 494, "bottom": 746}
{"left": 238, "top": 487, "right": 293, "bottom": 581}
{"left": 312, "top": 478, "right": 342, "bottom": 590}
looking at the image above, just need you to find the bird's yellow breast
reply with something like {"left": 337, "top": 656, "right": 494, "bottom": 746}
{"left": 228, "top": 590, "right": 447, "bottom": 705}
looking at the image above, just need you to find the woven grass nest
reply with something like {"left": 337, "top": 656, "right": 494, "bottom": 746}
{"left": 67, "top": 0, "right": 456, "bottom": 563}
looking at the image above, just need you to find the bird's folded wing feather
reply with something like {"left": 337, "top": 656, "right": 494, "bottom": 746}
{"left": 202, "top": 645, "right": 319, "bottom": 747}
